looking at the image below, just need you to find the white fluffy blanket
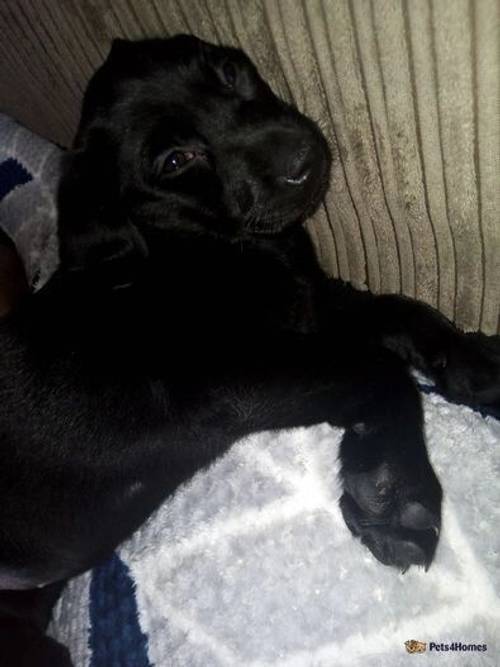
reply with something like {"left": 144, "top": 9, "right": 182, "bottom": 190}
{"left": 1, "top": 114, "right": 499, "bottom": 666}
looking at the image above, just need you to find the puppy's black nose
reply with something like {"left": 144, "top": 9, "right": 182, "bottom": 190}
{"left": 282, "top": 145, "right": 314, "bottom": 185}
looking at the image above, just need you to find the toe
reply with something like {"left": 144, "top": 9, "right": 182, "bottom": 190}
{"left": 392, "top": 537, "right": 427, "bottom": 569}
{"left": 400, "top": 501, "right": 440, "bottom": 532}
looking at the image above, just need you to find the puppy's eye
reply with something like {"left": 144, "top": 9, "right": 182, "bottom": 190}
{"left": 161, "top": 150, "right": 195, "bottom": 174}
{"left": 222, "top": 61, "right": 237, "bottom": 88}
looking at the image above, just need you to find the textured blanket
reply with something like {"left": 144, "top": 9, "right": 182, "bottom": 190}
{"left": 1, "top": 114, "right": 499, "bottom": 666}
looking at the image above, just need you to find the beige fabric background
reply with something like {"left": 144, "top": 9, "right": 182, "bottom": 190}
{"left": 0, "top": 0, "right": 499, "bottom": 332}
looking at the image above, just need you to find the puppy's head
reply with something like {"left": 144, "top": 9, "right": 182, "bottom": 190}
{"left": 59, "top": 35, "right": 331, "bottom": 281}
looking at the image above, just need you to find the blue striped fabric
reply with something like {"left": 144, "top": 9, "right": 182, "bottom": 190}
{"left": 0, "top": 157, "right": 32, "bottom": 202}
{"left": 89, "top": 553, "right": 151, "bottom": 667}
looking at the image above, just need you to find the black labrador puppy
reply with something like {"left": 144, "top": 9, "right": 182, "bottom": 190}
{"left": 1, "top": 36, "right": 499, "bottom": 665}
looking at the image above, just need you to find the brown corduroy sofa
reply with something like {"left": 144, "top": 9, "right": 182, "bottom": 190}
{"left": 1, "top": 0, "right": 499, "bottom": 332}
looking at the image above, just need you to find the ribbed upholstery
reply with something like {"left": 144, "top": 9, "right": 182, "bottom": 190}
{"left": 0, "top": 0, "right": 499, "bottom": 331}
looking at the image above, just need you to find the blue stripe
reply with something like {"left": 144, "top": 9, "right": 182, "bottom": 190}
{"left": 89, "top": 552, "right": 151, "bottom": 667}
{"left": 0, "top": 157, "right": 32, "bottom": 202}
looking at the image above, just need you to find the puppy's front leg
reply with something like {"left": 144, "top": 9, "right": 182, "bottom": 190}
{"left": 321, "top": 280, "right": 500, "bottom": 411}
{"left": 208, "top": 339, "right": 442, "bottom": 571}
{"left": 372, "top": 294, "right": 500, "bottom": 411}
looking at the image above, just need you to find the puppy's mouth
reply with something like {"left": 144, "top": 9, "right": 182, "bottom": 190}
{"left": 243, "top": 161, "right": 330, "bottom": 236}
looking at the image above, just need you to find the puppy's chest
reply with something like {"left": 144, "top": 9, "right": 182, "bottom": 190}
{"left": 160, "top": 239, "right": 320, "bottom": 337}
{"left": 264, "top": 271, "right": 318, "bottom": 334}
{"left": 202, "top": 254, "right": 318, "bottom": 335}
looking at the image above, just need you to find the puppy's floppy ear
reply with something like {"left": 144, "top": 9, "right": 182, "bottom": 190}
{"left": 57, "top": 126, "right": 147, "bottom": 289}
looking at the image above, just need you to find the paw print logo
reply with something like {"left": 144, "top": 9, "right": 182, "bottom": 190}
{"left": 405, "top": 639, "right": 427, "bottom": 653}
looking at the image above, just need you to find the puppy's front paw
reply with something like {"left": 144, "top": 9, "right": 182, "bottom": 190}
{"left": 340, "top": 455, "right": 442, "bottom": 571}
{"left": 438, "top": 332, "right": 500, "bottom": 410}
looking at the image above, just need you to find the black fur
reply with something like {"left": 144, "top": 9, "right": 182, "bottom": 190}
{"left": 1, "top": 36, "right": 500, "bottom": 664}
